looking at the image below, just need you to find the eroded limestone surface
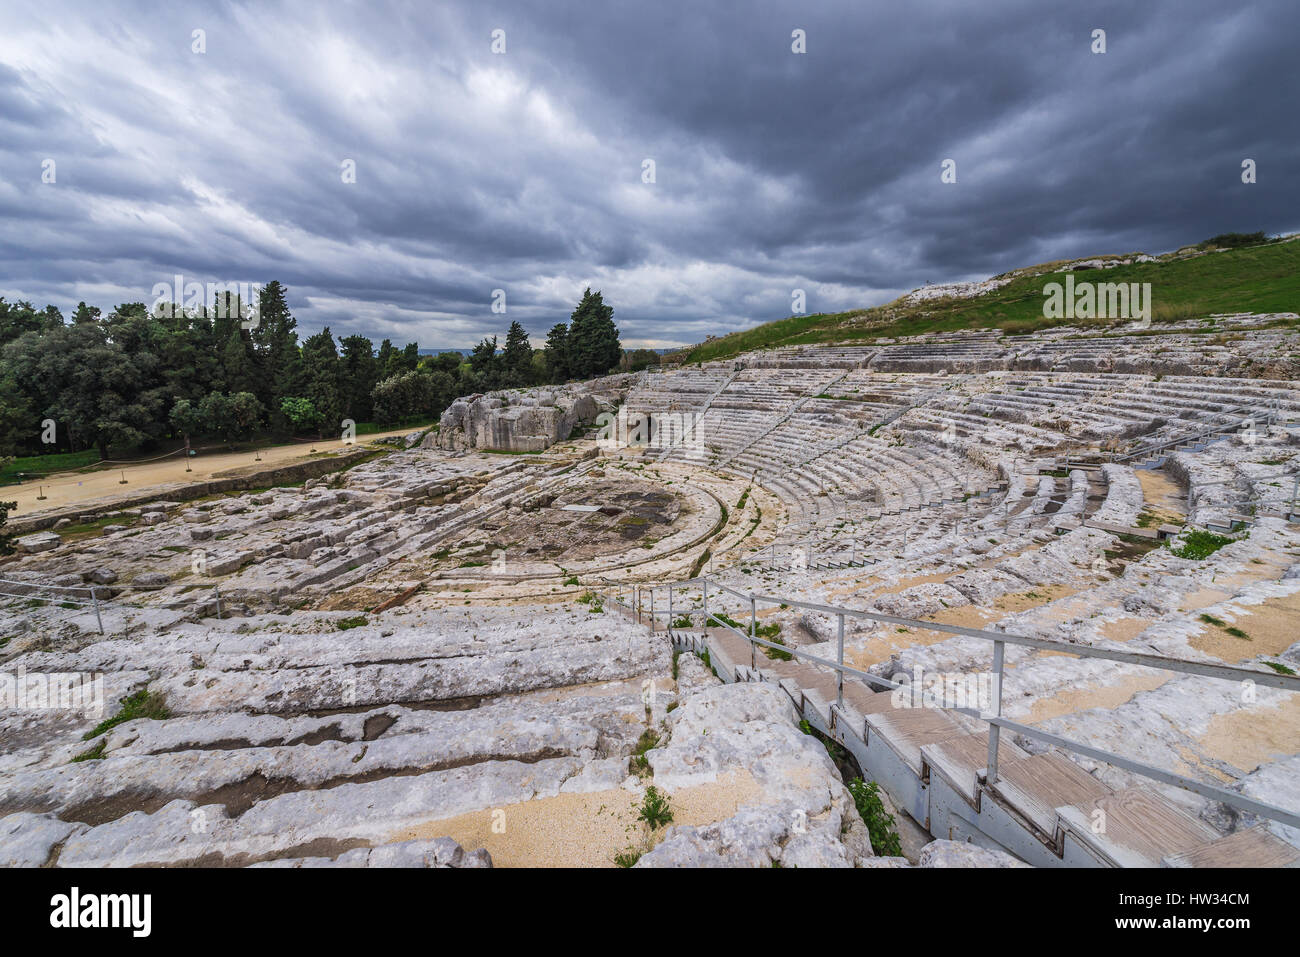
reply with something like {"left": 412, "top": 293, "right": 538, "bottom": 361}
{"left": 4, "top": 321, "right": 1300, "bottom": 867}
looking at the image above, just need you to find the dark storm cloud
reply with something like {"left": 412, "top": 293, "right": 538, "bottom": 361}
{"left": 0, "top": 0, "right": 1296, "bottom": 349}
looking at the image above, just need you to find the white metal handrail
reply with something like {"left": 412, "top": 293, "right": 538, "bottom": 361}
{"left": 604, "top": 574, "right": 1300, "bottom": 832}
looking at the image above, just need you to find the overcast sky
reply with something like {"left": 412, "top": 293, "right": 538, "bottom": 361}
{"left": 1, "top": 0, "right": 1296, "bottom": 350}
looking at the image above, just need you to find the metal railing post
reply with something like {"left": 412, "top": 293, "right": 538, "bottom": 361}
{"left": 702, "top": 579, "right": 709, "bottom": 631}
{"left": 650, "top": 587, "right": 655, "bottom": 633}
{"left": 986, "top": 639, "right": 1005, "bottom": 784}
{"left": 836, "top": 613, "right": 845, "bottom": 708}
{"left": 749, "top": 593, "right": 757, "bottom": 670}
{"left": 91, "top": 586, "right": 104, "bottom": 635}
{"left": 668, "top": 584, "right": 673, "bottom": 633}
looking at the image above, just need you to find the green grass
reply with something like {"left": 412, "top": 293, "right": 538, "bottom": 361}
{"left": 1170, "top": 530, "right": 1238, "bottom": 561}
{"left": 0, "top": 448, "right": 102, "bottom": 483}
{"left": 70, "top": 740, "right": 107, "bottom": 762}
{"left": 82, "top": 690, "right": 170, "bottom": 741}
{"left": 336, "top": 616, "right": 368, "bottom": 631}
{"left": 629, "top": 728, "right": 661, "bottom": 778}
{"left": 353, "top": 416, "right": 439, "bottom": 436}
{"left": 1264, "top": 661, "right": 1296, "bottom": 676}
{"left": 675, "top": 240, "right": 1300, "bottom": 363}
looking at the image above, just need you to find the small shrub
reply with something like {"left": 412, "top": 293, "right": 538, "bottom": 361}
{"left": 629, "top": 728, "right": 660, "bottom": 778}
{"left": 848, "top": 777, "right": 903, "bottom": 857}
{"left": 638, "top": 785, "right": 674, "bottom": 830}
{"left": 613, "top": 849, "right": 642, "bottom": 868}
{"left": 337, "top": 616, "right": 368, "bottom": 631}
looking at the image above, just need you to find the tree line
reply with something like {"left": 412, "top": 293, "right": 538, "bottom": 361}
{"left": 0, "top": 284, "right": 654, "bottom": 464}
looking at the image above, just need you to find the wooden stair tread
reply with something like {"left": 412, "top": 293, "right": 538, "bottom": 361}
{"left": 1058, "top": 787, "right": 1220, "bottom": 868}
{"left": 708, "top": 628, "right": 753, "bottom": 668}
{"left": 866, "top": 707, "right": 966, "bottom": 774}
{"left": 922, "top": 731, "right": 1028, "bottom": 804}
{"left": 1163, "top": 827, "right": 1300, "bottom": 868}
{"left": 991, "top": 752, "right": 1112, "bottom": 838}
{"left": 840, "top": 679, "right": 899, "bottom": 715}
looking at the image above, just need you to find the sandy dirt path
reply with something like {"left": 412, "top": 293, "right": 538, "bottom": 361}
{"left": 5, "top": 427, "right": 421, "bottom": 518}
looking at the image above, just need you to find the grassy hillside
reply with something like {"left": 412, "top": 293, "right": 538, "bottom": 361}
{"left": 677, "top": 238, "right": 1300, "bottom": 364}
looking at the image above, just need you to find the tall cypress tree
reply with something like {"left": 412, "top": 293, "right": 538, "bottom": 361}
{"left": 567, "top": 288, "right": 620, "bottom": 380}
{"left": 253, "top": 281, "right": 302, "bottom": 421}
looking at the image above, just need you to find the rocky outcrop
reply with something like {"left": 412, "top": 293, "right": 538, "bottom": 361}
{"left": 432, "top": 377, "right": 631, "bottom": 452}
{"left": 636, "top": 682, "right": 875, "bottom": 867}
{"left": 917, "top": 839, "right": 1029, "bottom": 867}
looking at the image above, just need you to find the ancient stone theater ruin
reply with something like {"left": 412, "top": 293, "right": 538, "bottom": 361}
{"left": 3, "top": 307, "right": 1300, "bottom": 868}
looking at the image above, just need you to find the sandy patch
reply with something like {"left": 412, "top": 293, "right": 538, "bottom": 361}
{"left": 907, "top": 584, "right": 1077, "bottom": 634}
{"left": 844, "top": 623, "right": 972, "bottom": 670}
{"left": 1178, "top": 587, "right": 1237, "bottom": 613}
{"left": 1023, "top": 672, "right": 1172, "bottom": 724}
{"left": 1099, "top": 616, "right": 1153, "bottom": 643}
{"left": 1197, "top": 694, "right": 1300, "bottom": 774}
{"left": 1190, "top": 590, "right": 1300, "bottom": 661}
{"left": 921, "top": 605, "right": 999, "bottom": 630}
{"left": 388, "top": 769, "right": 766, "bottom": 867}
{"left": 1135, "top": 469, "right": 1187, "bottom": 523}
{"left": 7, "top": 429, "right": 418, "bottom": 518}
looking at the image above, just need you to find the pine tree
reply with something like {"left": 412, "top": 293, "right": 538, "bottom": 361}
{"left": 299, "top": 328, "right": 343, "bottom": 434}
{"left": 253, "top": 281, "right": 302, "bottom": 420}
{"left": 339, "top": 335, "right": 378, "bottom": 421}
{"left": 469, "top": 336, "right": 500, "bottom": 389}
{"left": 501, "top": 321, "right": 533, "bottom": 386}
{"left": 567, "top": 288, "right": 621, "bottom": 379}
{"left": 544, "top": 323, "right": 571, "bottom": 381}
